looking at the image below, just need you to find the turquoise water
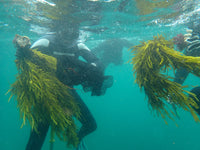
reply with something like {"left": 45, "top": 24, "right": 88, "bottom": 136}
{"left": 1, "top": 0, "right": 200, "bottom": 150}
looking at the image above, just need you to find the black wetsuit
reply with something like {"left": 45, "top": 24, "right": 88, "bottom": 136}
{"left": 174, "top": 28, "right": 200, "bottom": 114}
{"left": 25, "top": 34, "right": 112, "bottom": 150}
{"left": 174, "top": 31, "right": 200, "bottom": 84}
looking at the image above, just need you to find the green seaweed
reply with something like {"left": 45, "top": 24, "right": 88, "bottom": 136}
{"left": 130, "top": 35, "right": 200, "bottom": 123}
{"left": 9, "top": 35, "right": 80, "bottom": 147}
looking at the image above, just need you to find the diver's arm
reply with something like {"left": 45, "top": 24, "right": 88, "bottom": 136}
{"left": 174, "top": 68, "right": 189, "bottom": 85}
{"left": 30, "top": 38, "right": 52, "bottom": 55}
{"left": 174, "top": 48, "right": 190, "bottom": 85}
{"left": 30, "top": 34, "right": 55, "bottom": 55}
{"left": 77, "top": 43, "right": 103, "bottom": 69}
{"left": 30, "top": 38, "right": 50, "bottom": 49}
{"left": 77, "top": 43, "right": 112, "bottom": 96}
{"left": 174, "top": 31, "right": 200, "bottom": 85}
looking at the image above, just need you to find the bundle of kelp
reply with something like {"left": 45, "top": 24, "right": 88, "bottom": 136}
{"left": 9, "top": 34, "right": 80, "bottom": 147}
{"left": 130, "top": 35, "right": 200, "bottom": 123}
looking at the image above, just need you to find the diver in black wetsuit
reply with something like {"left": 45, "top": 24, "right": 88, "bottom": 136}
{"left": 174, "top": 21, "right": 200, "bottom": 114}
{"left": 25, "top": 23, "right": 113, "bottom": 150}
{"left": 174, "top": 21, "right": 200, "bottom": 84}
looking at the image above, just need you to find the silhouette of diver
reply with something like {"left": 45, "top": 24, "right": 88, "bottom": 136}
{"left": 174, "top": 20, "right": 200, "bottom": 115}
{"left": 174, "top": 21, "right": 200, "bottom": 84}
{"left": 25, "top": 22, "right": 113, "bottom": 150}
{"left": 92, "top": 38, "right": 132, "bottom": 70}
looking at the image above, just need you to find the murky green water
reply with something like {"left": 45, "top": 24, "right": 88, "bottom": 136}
{"left": 1, "top": 0, "right": 200, "bottom": 150}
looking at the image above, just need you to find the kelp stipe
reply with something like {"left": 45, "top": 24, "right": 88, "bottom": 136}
{"left": 130, "top": 35, "right": 200, "bottom": 123}
{"left": 9, "top": 34, "right": 80, "bottom": 147}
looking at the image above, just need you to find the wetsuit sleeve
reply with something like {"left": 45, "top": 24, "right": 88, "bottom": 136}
{"left": 174, "top": 47, "right": 190, "bottom": 85}
{"left": 77, "top": 43, "right": 112, "bottom": 96}
{"left": 174, "top": 31, "right": 200, "bottom": 85}
{"left": 174, "top": 68, "right": 189, "bottom": 84}
{"left": 30, "top": 35, "right": 55, "bottom": 56}
{"left": 78, "top": 43, "right": 104, "bottom": 70}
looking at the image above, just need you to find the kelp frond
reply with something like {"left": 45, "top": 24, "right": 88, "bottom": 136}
{"left": 130, "top": 35, "right": 200, "bottom": 123}
{"left": 9, "top": 35, "right": 80, "bottom": 147}
{"left": 135, "top": 0, "right": 176, "bottom": 15}
{"left": 36, "top": 0, "right": 73, "bottom": 20}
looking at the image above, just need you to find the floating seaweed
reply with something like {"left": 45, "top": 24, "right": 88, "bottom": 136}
{"left": 36, "top": 0, "right": 73, "bottom": 21}
{"left": 130, "top": 35, "right": 200, "bottom": 123}
{"left": 9, "top": 34, "right": 80, "bottom": 147}
{"left": 135, "top": 0, "right": 176, "bottom": 15}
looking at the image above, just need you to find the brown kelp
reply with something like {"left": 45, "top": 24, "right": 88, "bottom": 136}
{"left": 130, "top": 35, "right": 200, "bottom": 123}
{"left": 135, "top": 0, "right": 177, "bottom": 15}
{"left": 36, "top": 0, "right": 73, "bottom": 21}
{"left": 9, "top": 34, "right": 80, "bottom": 147}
